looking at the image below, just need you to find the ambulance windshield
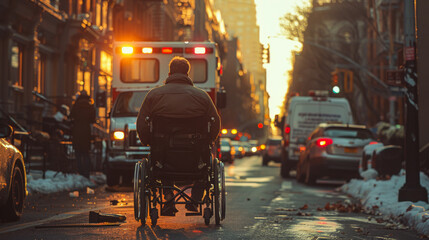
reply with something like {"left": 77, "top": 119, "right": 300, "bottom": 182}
{"left": 112, "top": 91, "right": 148, "bottom": 117}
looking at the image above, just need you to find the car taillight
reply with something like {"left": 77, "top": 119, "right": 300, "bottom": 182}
{"left": 369, "top": 141, "right": 379, "bottom": 145}
{"left": 316, "top": 138, "right": 333, "bottom": 147}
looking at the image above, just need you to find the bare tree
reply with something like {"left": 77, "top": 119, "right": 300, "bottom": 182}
{"left": 279, "top": 4, "right": 312, "bottom": 43}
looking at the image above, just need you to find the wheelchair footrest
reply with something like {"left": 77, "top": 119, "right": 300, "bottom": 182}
{"left": 185, "top": 212, "right": 202, "bottom": 216}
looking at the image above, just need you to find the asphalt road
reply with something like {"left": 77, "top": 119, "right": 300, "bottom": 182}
{"left": 0, "top": 155, "right": 425, "bottom": 239}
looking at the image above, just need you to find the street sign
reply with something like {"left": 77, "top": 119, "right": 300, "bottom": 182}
{"left": 386, "top": 70, "right": 404, "bottom": 87}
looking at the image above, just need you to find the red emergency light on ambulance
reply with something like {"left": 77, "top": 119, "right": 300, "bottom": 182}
{"left": 105, "top": 41, "right": 225, "bottom": 186}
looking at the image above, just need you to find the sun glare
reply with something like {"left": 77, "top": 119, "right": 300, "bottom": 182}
{"left": 255, "top": 0, "right": 310, "bottom": 119}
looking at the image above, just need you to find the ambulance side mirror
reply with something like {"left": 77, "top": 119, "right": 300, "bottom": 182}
{"left": 216, "top": 89, "right": 226, "bottom": 109}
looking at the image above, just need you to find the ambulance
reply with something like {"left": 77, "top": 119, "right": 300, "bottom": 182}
{"left": 105, "top": 41, "right": 225, "bottom": 186}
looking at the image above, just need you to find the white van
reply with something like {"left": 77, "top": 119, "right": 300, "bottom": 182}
{"left": 280, "top": 92, "right": 354, "bottom": 178}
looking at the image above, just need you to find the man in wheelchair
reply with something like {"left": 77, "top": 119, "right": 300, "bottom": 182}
{"left": 136, "top": 56, "right": 220, "bottom": 216}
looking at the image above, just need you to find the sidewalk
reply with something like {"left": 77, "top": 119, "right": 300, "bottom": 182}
{"left": 342, "top": 170, "right": 429, "bottom": 236}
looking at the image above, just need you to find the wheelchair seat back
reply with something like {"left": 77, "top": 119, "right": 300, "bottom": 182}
{"left": 149, "top": 115, "right": 211, "bottom": 180}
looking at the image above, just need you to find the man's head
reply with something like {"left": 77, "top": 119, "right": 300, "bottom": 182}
{"left": 169, "top": 56, "right": 190, "bottom": 76}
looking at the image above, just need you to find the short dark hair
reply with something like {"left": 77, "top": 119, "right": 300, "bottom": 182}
{"left": 169, "top": 56, "right": 190, "bottom": 75}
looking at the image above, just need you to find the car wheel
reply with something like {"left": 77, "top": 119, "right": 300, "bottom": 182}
{"left": 2, "top": 166, "right": 25, "bottom": 221}
{"left": 280, "top": 161, "right": 290, "bottom": 178}
{"left": 305, "top": 164, "right": 316, "bottom": 185}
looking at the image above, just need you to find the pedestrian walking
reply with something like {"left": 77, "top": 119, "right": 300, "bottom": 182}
{"left": 70, "top": 90, "right": 96, "bottom": 179}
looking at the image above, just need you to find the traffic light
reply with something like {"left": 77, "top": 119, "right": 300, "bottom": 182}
{"left": 257, "top": 123, "right": 263, "bottom": 129}
{"left": 331, "top": 71, "right": 340, "bottom": 94}
{"left": 330, "top": 69, "right": 354, "bottom": 94}
{"left": 261, "top": 44, "right": 270, "bottom": 64}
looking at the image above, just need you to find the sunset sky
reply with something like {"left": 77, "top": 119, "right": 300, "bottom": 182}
{"left": 254, "top": 0, "right": 310, "bottom": 119}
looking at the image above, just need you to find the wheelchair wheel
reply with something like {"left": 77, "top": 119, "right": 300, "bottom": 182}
{"left": 134, "top": 159, "right": 149, "bottom": 225}
{"left": 213, "top": 159, "right": 221, "bottom": 225}
{"left": 219, "top": 161, "right": 226, "bottom": 220}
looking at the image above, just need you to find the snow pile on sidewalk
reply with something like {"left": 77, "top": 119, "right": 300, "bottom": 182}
{"left": 27, "top": 170, "right": 106, "bottom": 194}
{"left": 342, "top": 170, "right": 429, "bottom": 235}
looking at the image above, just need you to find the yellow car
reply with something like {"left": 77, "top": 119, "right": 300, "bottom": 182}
{"left": 0, "top": 123, "right": 27, "bottom": 221}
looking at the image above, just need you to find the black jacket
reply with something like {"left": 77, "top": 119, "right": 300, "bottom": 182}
{"left": 136, "top": 73, "right": 221, "bottom": 145}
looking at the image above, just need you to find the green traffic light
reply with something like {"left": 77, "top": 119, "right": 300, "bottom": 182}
{"left": 332, "top": 86, "right": 340, "bottom": 94}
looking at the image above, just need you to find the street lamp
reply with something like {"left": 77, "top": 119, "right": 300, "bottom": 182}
{"left": 398, "top": 0, "right": 428, "bottom": 203}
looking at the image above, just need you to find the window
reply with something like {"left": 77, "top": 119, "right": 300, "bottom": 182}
{"left": 188, "top": 59, "right": 207, "bottom": 83}
{"left": 113, "top": 91, "right": 148, "bottom": 117}
{"left": 10, "top": 43, "right": 24, "bottom": 87}
{"left": 324, "top": 128, "right": 374, "bottom": 139}
{"left": 36, "top": 53, "right": 46, "bottom": 94}
{"left": 120, "top": 58, "right": 159, "bottom": 83}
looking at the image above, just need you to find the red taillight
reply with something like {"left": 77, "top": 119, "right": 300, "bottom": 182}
{"left": 317, "top": 138, "right": 333, "bottom": 147}
{"left": 284, "top": 125, "right": 290, "bottom": 134}
{"left": 162, "top": 47, "right": 173, "bottom": 54}
{"left": 369, "top": 141, "right": 379, "bottom": 145}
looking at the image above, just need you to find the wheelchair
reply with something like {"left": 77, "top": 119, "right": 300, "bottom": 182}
{"left": 133, "top": 116, "right": 226, "bottom": 226}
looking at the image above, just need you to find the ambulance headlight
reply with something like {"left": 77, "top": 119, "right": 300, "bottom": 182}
{"left": 113, "top": 131, "right": 125, "bottom": 140}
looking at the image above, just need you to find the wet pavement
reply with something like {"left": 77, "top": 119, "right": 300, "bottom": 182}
{"left": 0, "top": 156, "right": 426, "bottom": 239}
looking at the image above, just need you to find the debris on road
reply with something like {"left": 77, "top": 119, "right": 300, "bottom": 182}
{"left": 89, "top": 211, "right": 126, "bottom": 223}
{"left": 296, "top": 211, "right": 312, "bottom": 216}
{"left": 299, "top": 204, "right": 308, "bottom": 210}
{"left": 110, "top": 199, "right": 128, "bottom": 206}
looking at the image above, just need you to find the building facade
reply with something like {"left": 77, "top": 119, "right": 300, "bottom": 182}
{"left": 0, "top": 0, "right": 229, "bottom": 131}
{"left": 213, "top": 0, "right": 268, "bottom": 138}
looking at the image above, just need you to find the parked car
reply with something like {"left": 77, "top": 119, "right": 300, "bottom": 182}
{"left": 231, "top": 140, "right": 245, "bottom": 159}
{"left": 296, "top": 123, "right": 376, "bottom": 184}
{"left": 262, "top": 137, "right": 282, "bottom": 166}
{"left": 219, "top": 138, "right": 234, "bottom": 163}
{"left": 0, "top": 123, "right": 27, "bottom": 221}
